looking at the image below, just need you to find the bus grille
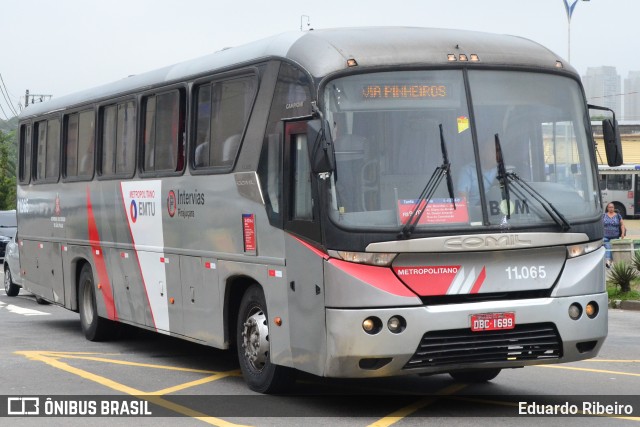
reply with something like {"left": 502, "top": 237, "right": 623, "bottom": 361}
{"left": 403, "top": 323, "right": 562, "bottom": 369}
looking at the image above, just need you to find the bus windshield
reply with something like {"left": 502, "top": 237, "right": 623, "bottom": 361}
{"left": 324, "top": 70, "right": 600, "bottom": 231}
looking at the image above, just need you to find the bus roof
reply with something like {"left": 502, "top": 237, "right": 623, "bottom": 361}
{"left": 20, "top": 26, "right": 574, "bottom": 119}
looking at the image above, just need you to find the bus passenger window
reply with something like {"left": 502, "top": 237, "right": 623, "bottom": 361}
{"left": 65, "top": 114, "right": 79, "bottom": 177}
{"left": 19, "top": 124, "right": 32, "bottom": 183}
{"left": 34, "top": 118, "right": 60, "bottom": 182}
{"left": 46, "top": 119, "right": 60, "bottom": 180}
{"left": 192, "top": 77, "right": 255, "bottom": 171}
{"left": 143, "top": 90, "right": 184, "bottom": 173}
{"left": 64, "top": 110, "right": 95, "bottom": 180}
{"left": 115, "top": 102, "right": 135, "bottom": 175}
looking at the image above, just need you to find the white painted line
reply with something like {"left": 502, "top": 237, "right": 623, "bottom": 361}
{"left": 2, "top": 303, "right": 50, "bottom": 316}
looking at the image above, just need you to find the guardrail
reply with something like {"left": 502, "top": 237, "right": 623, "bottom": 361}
{"left": 611, "top": 239, "right": 640, "bottom": 263}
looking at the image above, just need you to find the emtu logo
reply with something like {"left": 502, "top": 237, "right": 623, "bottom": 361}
{"left": 130, "top": 200, "right": 138, "bottom": 223}
{"left": 167, "top": 190, "right": 176, "bottom": 217}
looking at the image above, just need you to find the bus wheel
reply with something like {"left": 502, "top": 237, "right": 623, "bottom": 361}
{"left": 613, "top": 203, "right": 627, "bottom": 218}
{"left": 4, "top": 266, "right": 20, "bottom": 297}
{"left": 78, "top": 264, "right": 114, "bottom": 341}
{"left": 449, "top": 368, "right": 501, "bottom": 383}
{"left": 236, "top": 284, "right": 296, "bottom": 393}
{"left": 35, "top": 296, "right": 50, "bottom": 305}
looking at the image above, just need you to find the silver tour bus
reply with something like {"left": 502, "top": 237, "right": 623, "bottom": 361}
{"left": 16, "top": 27, "right": 623, "bottom": 393}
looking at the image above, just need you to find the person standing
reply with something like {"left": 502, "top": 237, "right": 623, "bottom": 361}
{"left": 603, "top": 203, "right": 626, "bottom": 268}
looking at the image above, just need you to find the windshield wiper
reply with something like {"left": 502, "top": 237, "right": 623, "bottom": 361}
{"left": 493, "top": 133, "right": 570, "bottom": 231}
{"left": 505, "top": 171, "right": 571, "bottom": 231}
{"left": 399, "top": 124, "right": 456, "bottom": 239}
{"left": 494, "top": 133, "right": 512, "bottom": 220}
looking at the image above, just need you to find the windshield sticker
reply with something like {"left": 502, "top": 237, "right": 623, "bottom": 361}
{"left": 457, "top": 116, "right": 469, "bottom": 133}
{"left": 398, "top": 198, "right": 469, "bottom": 224}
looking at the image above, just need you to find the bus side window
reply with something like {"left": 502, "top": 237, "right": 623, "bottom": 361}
{"left": 34, "top": 118, "right": 60, "bottom": 182}
{"left": 64, "top": 110, "right": 95, "bottom": 180}
{"left": 599, "top": 174, "right": 607, "bottom": 190}
{"left": 99, "top": 101, "right": 136, "bottom": 178}
{"left": 65, "top": 113, "right": 79, "bottom": 178}
{"left": 19, "top": 123, "right": 32, "bottom": 184}
{"left": 192, "top": 76, "right": 255, "bottom": 171}
{"left": 142, "top": 89, "right": 184, "bottom": 174}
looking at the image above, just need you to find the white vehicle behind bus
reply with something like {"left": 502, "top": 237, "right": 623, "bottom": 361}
{"left": 598, "top": 164, "right": 640, "bottom": 218}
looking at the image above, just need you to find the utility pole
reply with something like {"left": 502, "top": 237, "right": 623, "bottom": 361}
{"left": 24, "top": 89, "right": 52, "bottom": 107}
{"left": 563, "top": 0, "right": 590, "bottom": 63}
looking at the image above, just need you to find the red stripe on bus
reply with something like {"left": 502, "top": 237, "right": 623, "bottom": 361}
{"left": 86, "top": 187, "right": 117, "bottom": 321}
{"left": 119, "top": 184, "right": 158, "bottom": 331}
{"left": 328, "top": 258, "right": 416, "bottom": 297}
{"left": 470, "top": 266, "right": 486, "bottom": 294}
{"left": 291, "top": 235, "right": 329, "bottom": 259}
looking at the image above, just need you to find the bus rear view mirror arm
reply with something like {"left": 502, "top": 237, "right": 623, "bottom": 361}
{"left": 307, "top": 119, "right": 336, "bottom": 174}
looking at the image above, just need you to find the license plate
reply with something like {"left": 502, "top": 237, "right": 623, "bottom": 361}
{"left": 470, "top": 312, "right": 515, "bottom": 332}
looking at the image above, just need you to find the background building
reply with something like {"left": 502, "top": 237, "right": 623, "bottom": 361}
{"left": 624, "top": 71, "right": 640, "bottom": 121}
{"left": 583, "top": 66, "right": 621, "bottom": 119}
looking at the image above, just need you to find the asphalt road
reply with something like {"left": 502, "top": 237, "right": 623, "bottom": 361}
{"left": 1, "top": 275, "right": 640, "bottom": 426}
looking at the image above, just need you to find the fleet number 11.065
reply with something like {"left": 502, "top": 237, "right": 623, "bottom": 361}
{"left": 505, "top": 266, "right": 546, "bottom": 280}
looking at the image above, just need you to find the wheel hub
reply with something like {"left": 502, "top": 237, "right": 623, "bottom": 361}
{"left": 241, "top": 309, "right": 269, "bottom": 370}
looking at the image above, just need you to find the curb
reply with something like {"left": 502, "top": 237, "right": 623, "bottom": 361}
{"left": 609, "top": 299, "right": 640, "bottom": 311}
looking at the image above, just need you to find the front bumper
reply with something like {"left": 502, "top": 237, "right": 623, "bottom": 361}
{"left": 324, "top": 292, "right": 607, "bottom": 378}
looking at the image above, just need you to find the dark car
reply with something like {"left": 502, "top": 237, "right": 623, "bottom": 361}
{"left": 0, "top": 210, "right": 17, "bottom": 261}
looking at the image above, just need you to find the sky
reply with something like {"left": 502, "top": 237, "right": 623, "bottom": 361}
{"left": 1, "top": 0, "right": 638, "bottom": 119}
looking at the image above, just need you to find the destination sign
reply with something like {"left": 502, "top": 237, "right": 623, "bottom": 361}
{"left": 362, "top": 84, "right": 447, "bottom": 99}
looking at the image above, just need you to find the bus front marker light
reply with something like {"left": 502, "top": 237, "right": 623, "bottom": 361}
{"left": 569, "top": 303, "right": 582, "bottom": 320}
{"left": 447, "top": 54, "right": 457, "bottom": 61}
{"left": 362, "top": 317, "right": 382, "bottom": 334}
{"left": 387, "top": 316, "right": 406, "bottom": 333}
{"left": 470, "top": 54, "right": 480, "bottom": 62}
{"left": 586, "top": 302, "right": 599, "bottom": 318}
{"left": 347, "top": 58, "right": 358, "bottom": 67}
{"left": 274, "top": 316, "right": 282, "bottom": 326}
{"left": 459, "top": 54, "right": 468, "bottom": 61}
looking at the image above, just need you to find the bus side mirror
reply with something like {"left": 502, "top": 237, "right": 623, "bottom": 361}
{"left": 603, "top": 118, "right": 623, "bottom": 167}
{"left": 307, "top": 119, "right": 335, "bottom": 174}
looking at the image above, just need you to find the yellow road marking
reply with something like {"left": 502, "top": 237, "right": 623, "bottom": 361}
{"left": 587, "top": 359, "right": 640, "bottom": 363}
{"left": 42, "top": 351, "right": 224, "bottom": 374}
{"left": 537, "top": 364, "right": 640, "bottom": 377}
{"left": 154, "top": 371, "right": 241, "bottom": 395}
{"left": 15, "top": 351, "right": 250, "bottom": 427}
{"left": 366, "top": 383, "right": 468, "bottom": 427}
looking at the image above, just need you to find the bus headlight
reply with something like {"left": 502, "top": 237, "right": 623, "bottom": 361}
{"left": 330, "top": 251, "right": 397, "bottom": 266}
{"left": 567, "top": 240, "right": 602, "bottom": 259}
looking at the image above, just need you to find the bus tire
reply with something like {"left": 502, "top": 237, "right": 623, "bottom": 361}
{"left": 35, "top": 296, "right": 50, "bottom": 305}
{"left": 449, "top": 368, "right": 501, "bottom": 383}
{"left": 4, "top": 266, "right": 20, "bottom": 297}
{"left": 613, "top": 203, "right": 627, "bottom": 219}
{"left": 78, "top": 264, "right": 115, "bottom": 341}
{"left": 236, "top": 284, "right": 296, "bottom": 393}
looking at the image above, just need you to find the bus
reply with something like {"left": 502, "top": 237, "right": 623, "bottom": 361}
{"left": 598, "top": 164, "right": 640, "bottom": 218}
{"left": 16, "top": 27, "right": 623, "bottom": 393}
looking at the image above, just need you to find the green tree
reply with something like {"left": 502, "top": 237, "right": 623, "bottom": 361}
{"left": 0, "top": 129, "right": 17, "bottom": 210}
